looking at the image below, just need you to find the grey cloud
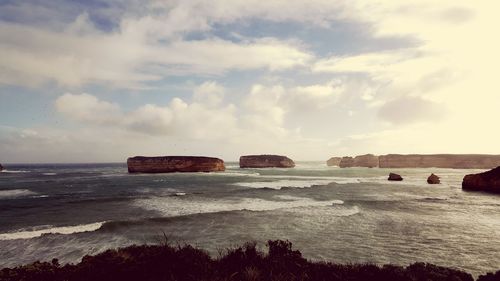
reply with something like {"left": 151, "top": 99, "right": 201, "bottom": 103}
{"left": 377, "top": 96, "right": 444, "bottom": 124}
{"left": 440, "top": 7, "right": 475, "bottom": 24}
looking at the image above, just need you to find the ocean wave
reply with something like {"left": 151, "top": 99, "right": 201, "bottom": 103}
{"left": 0, "top": 222, "right": 105, "bottom": 241}
{"left": 418, "top": 197, "right": 448, "bottom": 202}
{"left": 0, "top": 170, "right": 30, "bottom": 173}
{"left": 0, "top": 189, "right": 37, "bottom": 199}
{"left": 330, "top": 205, "right": 360, "bottom": 217}
{"left": 42, "top": 172, "right": 57, "bottom": 176}
{"left": 134, "top": 195, "right": 340, "bottom": 217}
{"left": 233, "top": 179, "right": 334, "bottom": 189}
{"left": 199, "top": 171, "right": 261, "bottom": 177}
{"left": 232, "top": 177, "right": 361, "bottom": 189}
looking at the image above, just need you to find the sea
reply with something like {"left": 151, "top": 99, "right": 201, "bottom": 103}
{"left": 0, "top": 162, "right": 499, "bottom": 276}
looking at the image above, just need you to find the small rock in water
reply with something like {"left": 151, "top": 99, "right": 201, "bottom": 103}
{"left": 388, "top": 173, "right": 403, "bottom": 181}
{"left": 427, "top": 173, "right": 440, "bottom": 184}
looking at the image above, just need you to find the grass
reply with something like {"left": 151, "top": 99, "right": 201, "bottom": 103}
{"left": 1, "top": 239, "right": 498, "bottom": 281}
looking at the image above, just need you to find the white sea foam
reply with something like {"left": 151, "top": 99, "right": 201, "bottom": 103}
{"left": 134, "top": 195, "right": 342, "bottom": 217}
{"left": 0, "top": 189, "right": 36, "bottom": 198}
{"left": 233, "top": 179, "right": 334, "bottom": 189}
{"left": 42, "top": 173, "right": 57, "bottom": 176}
{"left": 0, "top": 222, "right": 105, "bottom": 241}
{"left": 0, "top": 170, "right": 30, "bottom": 173}
{"left": 331, "top": 205, "right": 360, "bottom": 216}
{"left": 200, "top": 171, "right": 261, "bottom": 177}
{"left": 232, "top": 176, "right": 361, "bottom": 189}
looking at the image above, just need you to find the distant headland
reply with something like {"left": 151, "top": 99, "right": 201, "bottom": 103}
{"left": 327, "top": 154, "right": 500, "bottom": 169}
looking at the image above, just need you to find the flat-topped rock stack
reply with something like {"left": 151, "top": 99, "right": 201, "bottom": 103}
{"left": 240, "top": 155, "right": 295, "bottom": 168}
{"left": 0, "top": 163, "right": 3, "bottom": 172}
{"left": 327, "top": 154, "right": 500, "bottom": 169}
{"left": 127, "top": 156, "right": 225, "bottom": 173}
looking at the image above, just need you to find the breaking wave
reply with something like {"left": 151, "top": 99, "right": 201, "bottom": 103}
{"left": 134, "top": 195, "right": 343, "bottom": 217}
{"left": 0, "top": 222, "right": 105, "bottom": 241}
{"left": 0, "top": 189, "right": 37, "bottom": 199}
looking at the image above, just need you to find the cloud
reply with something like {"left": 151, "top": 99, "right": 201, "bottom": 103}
{"left": 51, "top": 80, "right": 347, "bottom": 158}
{"left": 439, "top": 7, "right": 475, "bottom": 23}
{"left": 377, "top": 96, "right": 444, "bottom": 124}
{"left": 192, "top": 81, "right": 225, "bottom": 107}
{"left": 0, "top": 0, "right": 324, "bottom": 88}
{"left": 55, "top": 90, "right": 238, "bottom": 140}
{"left": 55, "top": 93, "right": 121, "bottom": 124}
{"left": 244, "top": 80, "right": 345, "bottom": 114}
{"left": 0, "top": 18, "right": 312, "bottom": 88}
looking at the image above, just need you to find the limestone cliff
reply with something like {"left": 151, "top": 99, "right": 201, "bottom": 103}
{"left": 338, "top": 154, "right": 379, "bottom": 168}
{"left": 240, "top": 155, "right": 295, "bottom": 168}
{"left": 338, "top": 157, "right": 354, "bottom": 168}
{"left": 127, "top": 156, "right": 225, "bottom": 173}
{"left": 328, "top": 154, "right": 500, "bottom": 169}
{"left": 379, "top": 154, "right": 500, "bottom": 169}
{"left": 462, "top": 166, "right": 500, "bottom": 193}
{"left": 326, "top": 157, "right": 342, "bottom": 166}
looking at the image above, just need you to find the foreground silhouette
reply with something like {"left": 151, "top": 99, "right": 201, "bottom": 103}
{"left": 1, "top": 240, "right": 499, "bottom": 281}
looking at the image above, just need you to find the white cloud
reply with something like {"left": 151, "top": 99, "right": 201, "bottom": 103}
{"left": 377, "top": 96, "right": 444, "bottom": 125}
{"left": 0, "top": 11, "right": 313, "bottom": 88}
{"left": 48, "top": 80, "right": 351, "bottom": 160}
{"left": 55, "top": 92, "right": 238, "bottom": 140}
{"left": 192, "top": 81, "right": 225, "bottom": 107}
{"left": 244, "top": 80, "right": 345, "bottom": 115}
{"left": 55, "top": 93, "right": 121, "bottom": 124}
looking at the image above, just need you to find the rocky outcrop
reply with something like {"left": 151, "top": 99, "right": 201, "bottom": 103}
{"left": 339, "top": 157, "right": 354, "bottom": 168}
{"left": 388, "top": 173, "right": 403, "bottom": 181}
{"left": 328, "top": 154, "right": 500, "bottom": 169}
{"left": 427, "top": 173, "right": 440, "bottom": 184}
{"left": 353, "top": 154, "right": 379, "bottom": 168}
{"left": 379, "top": 154, "right": 500, "bottom": 169}
{"left": 127, "top": 156, "right": 225, "bottom": 173}
{"left": 337, "top": 154, "right": 379, "bottom": 168}
{"left": 462, "top": 166, "right": 500, "bottom": 193}
{"left": 326, "top": 157, "right": 342, "bottom": 166}
{"left": 240, "top": 155, "right": 295, "bottom": 168}
{"left": 0, "top": 163, "right": 3, "bottom": 172}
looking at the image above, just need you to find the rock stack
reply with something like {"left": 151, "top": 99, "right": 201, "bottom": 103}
{"left": 127, "top": 156, "right": 225, "bottom": 173}
{"left": 427, "top": 173, "right": 440, "bottom": 184}
{"left": 388, "top": 173, "right": 403, "bottom": 181}
{"left": 240, "top": 155, "right": 295, "bottom": 168}
{"left": 326, "top": 157, "right": 342, "bottom": 166}
{"left": 462, "top": 166, "right": 500, "bottom": 193}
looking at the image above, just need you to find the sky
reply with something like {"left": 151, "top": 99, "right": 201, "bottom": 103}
{"left": 0, "top": 0, "right": 499, "bottom": 163}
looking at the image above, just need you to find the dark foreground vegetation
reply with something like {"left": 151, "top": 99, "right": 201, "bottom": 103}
{"left": 1, "top": 240, "right": 499, "bottom": 281}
